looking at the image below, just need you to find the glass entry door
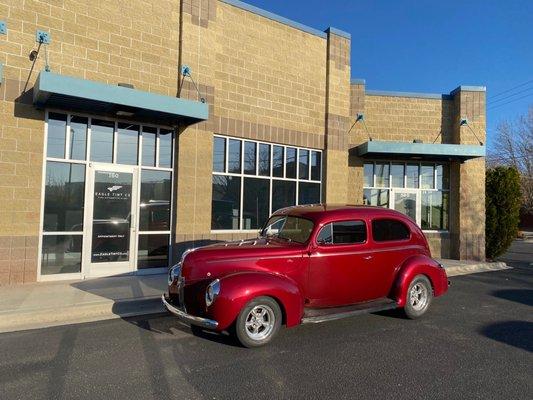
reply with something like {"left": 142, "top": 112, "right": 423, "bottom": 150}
{"left": 84, "top": 164, "right": 138, "bottom": 277}
{"left": 391, "top": 189, "right": 420, "bottom": 223}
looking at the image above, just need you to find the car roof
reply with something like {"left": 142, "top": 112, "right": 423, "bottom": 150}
{"left": 272, "top": 204, "right": 412, "bottom": 225}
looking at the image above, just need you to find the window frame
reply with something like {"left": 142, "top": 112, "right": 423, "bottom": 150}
{"left": 363, "top": 160, "right": 450, "bottom": 233}
{"left": 212, "top": 134, "right": 322, "bottom": 233}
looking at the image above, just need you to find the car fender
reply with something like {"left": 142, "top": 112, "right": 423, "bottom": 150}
{"left": 207, "top": 271, "right": 304, "bottom": 331}
{"left": 391, "top": 255, "right": 448, "bottom": 307}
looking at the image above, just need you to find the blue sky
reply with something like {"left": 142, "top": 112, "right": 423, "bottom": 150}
{"left": 242, "top": 0, "right": 533, "bottom": 149}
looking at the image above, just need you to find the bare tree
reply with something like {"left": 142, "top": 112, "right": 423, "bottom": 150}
{"left": 488, "top": 105, "right": 533, "bottom": 213}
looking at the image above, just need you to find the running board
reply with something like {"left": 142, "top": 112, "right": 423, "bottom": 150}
{"left": 302, "top": 298, "right": 398, "bottom": 324}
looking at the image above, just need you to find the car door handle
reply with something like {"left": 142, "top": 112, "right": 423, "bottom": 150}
{"left": 363, "top": 255, "right": 373, "bottom": 260}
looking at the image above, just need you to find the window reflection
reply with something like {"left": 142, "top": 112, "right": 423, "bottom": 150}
{"left": 406, "top": 164, "right": 419, "bottom": 188}
{"left": 311, "top": 151, "right": 321, "bottom": 181}
{"left": 117, "top": 123, "right": 139, "bottom": 165}
{"left": 41, "top": 235, "right": 82, "bottom": 275}
{"left": 243, "top": 178, "right": 270, "bottom": 229}
{"left": 90, "top": 119, "right": 114, "bottom": 163}
{"left": 363, "top": 188, "right": 389, "bottom": 207}
{"left": 244, "top": 141, "right": 256, "bottom": 175}
{"left": 159, "top": 129, "right": 173, "bottom": 168}
{"left": 272, "top": 146, "right": 284, "bottom": 177}
{"left": 47, "top": 113, "right": 67, "bottom": 158}
{"left": 286, "top": 147, "right": 297, "bottom": 178}
{"left": 138, "top": 234, "right": 169, "bottom": 269}
{"left": 212, "top": 175, "right": 241, "bottom": 229}
{"left": 69, "top": 116, "right": 87, "bottom": 160}
{"left": 298, "top": 182, "right": 320, "bottom": 205}
{"left": 44, "top": 162, "right": 86, "bottom": 232}
{"left": 258, "top": 143, "right": 270, "bottom": 176}
{"left": 391, "top": 163, "right": 404, "bottom": 188}
{"left": 213, "top": 136, "right": 226, "bottom": 172}
{"left": 375, "top": 162, "right": 390, "bottom": 187}
{"left": 364, "top": 163, "right": 373, "bottom": 187}
{"left": 139, "top": 170, "right": 172, "bottom": 231}
{"left": 228, "top": 139, "right": 241, "bottom": 173}
{"left": 299, "top": 149, "right": 309, "bottom": 180}
{"left": 421, "top": 165, "right": 434, "bottom": 189}
{"left": 141, "top": 127, "right": 157, "bottom": 167}
{"left": 272, "top": 180, "right": 296, "bottom": 212}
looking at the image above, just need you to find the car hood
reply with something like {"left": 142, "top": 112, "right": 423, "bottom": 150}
{"left": 180, "top": 238, "right": 306, "bottom": 282}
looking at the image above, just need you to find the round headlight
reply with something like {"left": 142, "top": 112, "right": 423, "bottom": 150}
{"left": 205, "top": 279, "right": 220, "bottom": 307}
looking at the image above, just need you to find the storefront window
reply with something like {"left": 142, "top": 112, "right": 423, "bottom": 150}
{"left": 212, "top": 175, "right": 241, "bottom": 230}
{"left": 117, "top": 123, "right": 139, "bottom": 165}
{"left": 47, "top": 113, "right": 67, "bottom": 158}
{"left": 244, "top": 141, "right": 256, "bottom": 175}
{"left": 139, "top": 170, "right": 172, "bottom": 231}
{"left": 138, "top": 234, "right": 170, "bottom": 269}
{"left": 159, "top": 129, "right": 173, "bottom": 168}
{"left": 90, "top": 119, "right": 114, "bottom": 163}
{"left": 212, "top": 135, "right": 322, "bottom": 230}
{"left": 363, "top": 161, "right": 449, "bottom": 231}
{"left": 422, "top": 191, "right": 449, "bottom": 230}
{"left": 141, "top": 127, "right": 157, "bottom": 167}
{"left": 258, "top": 143, "right": 270, "bottom": 176}
{"left": 41, "top": 112, "right": 174, "bottom": 276}
{"left": 43, "top": 162, "right": 86, "bottom": 232}
{"left": 69, "top": 116, "right": 87, "bottom": 160}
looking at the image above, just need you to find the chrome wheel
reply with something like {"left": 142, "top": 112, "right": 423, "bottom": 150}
{"left": 409, "top": 282, "right": 428, "bottom": 311}
{"left": 244, "top": 305, "right": 275, "bottom": 341}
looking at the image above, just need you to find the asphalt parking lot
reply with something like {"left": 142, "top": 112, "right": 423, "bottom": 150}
{"left": 1, "top": 249, "right": 532, "bottom": 399}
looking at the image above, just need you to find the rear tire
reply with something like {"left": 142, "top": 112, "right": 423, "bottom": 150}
{"left": 235, "top": 296, "right": 282, "bottom": 348}
{"left": 403, "top": 275, "right": 433, "bottom": 319}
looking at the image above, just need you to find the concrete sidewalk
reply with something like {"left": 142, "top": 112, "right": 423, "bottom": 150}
{"left": 0, "top": 259, "right": 509, "bottom": 334}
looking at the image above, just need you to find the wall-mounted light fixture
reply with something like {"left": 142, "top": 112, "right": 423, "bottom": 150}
{"left": 460, "top": 118, "right": 484, "bottom": 146}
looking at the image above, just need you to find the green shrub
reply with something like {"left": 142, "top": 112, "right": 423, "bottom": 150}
{"left": 486, "top": 166, "right": 522, "bottom": 259}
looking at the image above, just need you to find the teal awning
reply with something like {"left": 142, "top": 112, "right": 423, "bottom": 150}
{"left": 33, "top": 71, "right": 208, "bottom": 124}
{"left": 352, "top": 140, "right": 485, "bottom": 162}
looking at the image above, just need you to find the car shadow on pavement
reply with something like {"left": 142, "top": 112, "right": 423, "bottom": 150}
{"left": 480, "top": 321, "right": 533, "bottom": 353}
{"left": 126, "top": 313, "right": 243, "bottom": 348}
{"left": 492, "top": 289, "right": 533, "bottom": 307}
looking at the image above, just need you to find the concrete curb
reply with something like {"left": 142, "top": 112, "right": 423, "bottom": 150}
{"left": 0, "top": 296, "right": 166, "bottom": 334}
{"left": 444, "top": 261, "right": 511, "bottom": 277}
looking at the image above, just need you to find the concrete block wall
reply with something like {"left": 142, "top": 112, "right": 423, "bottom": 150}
{"left": 0, "top": 0, "right": 182, "bottom": 284}
{"left": 323, "top": 30, "right": 351, "bottom": 204}
{"left": 450, "top": 88, "right": 486, "bottom": 260}
{"left": 174, "top": 0, "right": 331, "bottom": 257}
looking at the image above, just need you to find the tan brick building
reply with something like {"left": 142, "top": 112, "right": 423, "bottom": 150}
{"left": 0, "top": 0, "right": 486, "bottom": 285}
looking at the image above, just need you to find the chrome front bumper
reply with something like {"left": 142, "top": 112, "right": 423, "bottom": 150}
{"left": 161, "top": 294, "right": 218, "bottom": 330}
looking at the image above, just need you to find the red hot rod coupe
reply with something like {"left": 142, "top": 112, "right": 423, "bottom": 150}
{"left": 162, "top": 205, "right": 449, "bottom": 347}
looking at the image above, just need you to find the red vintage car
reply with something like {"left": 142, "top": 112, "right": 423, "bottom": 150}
{"left": 162, "top": 205, "right": 449, "bottom": 347}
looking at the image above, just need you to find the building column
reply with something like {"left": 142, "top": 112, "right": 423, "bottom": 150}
{"left": 450, "top": 86, "right": 486, "bottom": 260}
{"left": 323, "top": 28, "right": 352, "bottom": 204}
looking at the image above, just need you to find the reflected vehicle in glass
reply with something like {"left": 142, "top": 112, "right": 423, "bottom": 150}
{"left": 163, "top": 205, "right": 449, "bottom": 348}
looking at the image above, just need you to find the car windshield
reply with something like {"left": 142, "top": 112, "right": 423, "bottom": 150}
{"left": 260, "top": 215, "right": 314, "bottom": 244}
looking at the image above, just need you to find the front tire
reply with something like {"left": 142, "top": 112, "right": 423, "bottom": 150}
{"left": 235, "top": 296, "right": 282, "bottom": 348}
{"left": 403, "top": 275, "right": 433, "bottom": 319}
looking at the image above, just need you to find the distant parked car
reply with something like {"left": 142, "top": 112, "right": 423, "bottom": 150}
{"left": 162, "top": 205, "right": 449, "bottom": 347}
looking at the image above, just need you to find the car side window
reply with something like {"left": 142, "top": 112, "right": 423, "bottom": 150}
{"left": 317, "top": 220, "right": 367, "bottom": 245}
{"left": 372, "top": 219, "right": 410, "bottom": 242}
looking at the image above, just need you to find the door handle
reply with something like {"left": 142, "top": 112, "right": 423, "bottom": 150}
{"left": 363, "top": 255, "right": 373, "bottom": 260}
